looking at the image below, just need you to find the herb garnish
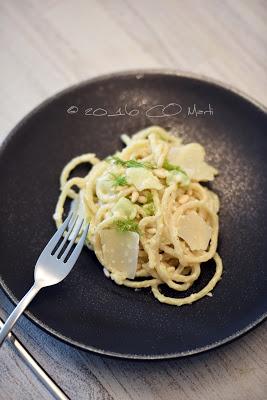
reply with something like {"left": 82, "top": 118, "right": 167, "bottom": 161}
{"left": 162, "top": 159, "right": 188, "bottom": 177}
{"left": 143, "top": 202, "right": 155, "bottom": 216}
{"left": 109, "top": 173, "right": 128, "bottom": 187}
{"left": 115, "top": 218, "right": 139, "bottom": 233}
{"left": 108, "top": 156, "right": 154, "bottom": 169}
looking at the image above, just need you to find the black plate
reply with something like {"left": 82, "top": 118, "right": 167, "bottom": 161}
{"left": 0, "top": 71, "right": 267, "bottom": 359}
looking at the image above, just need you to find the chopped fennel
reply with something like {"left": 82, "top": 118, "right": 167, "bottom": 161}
{"left": 143, "top": 202, "right": 155, "bottom": 216}
{"left": 126, "top": 167, "right": 163, "bottom": 191}
{"left": 146, "top": 192, "right": 153, "bottom": 203}
{"left": 109, "top": 173, "right": 128, "bottom": 187}
{"left": 163, "top": 159, "right": 188, "bottom": 174}
{"left": 115, "top": 218, "right": 139, "bottom": 233}
{"left": 163, "top": 159, "right": 190, "bottom": 186}
{"left": 112, "top": 197, "right": 137, "bottom": 219}
{"left": 96, "top": 173, "right": 115, "bottom": 200}
{"left": 166, "top": 170, "right": 190, "bottom": 187}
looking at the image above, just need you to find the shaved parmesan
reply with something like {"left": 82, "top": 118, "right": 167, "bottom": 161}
{"left": 177, "top": 213, "right": 212, "bottom": 251}
{"left": 126, "top": 167, "right": 163, "bottom": 191}
{"left": 100, "top": 229, "right": 139, "bottom": 279}
{"left": 167, "top": 143, "right": 218, "bottom": 181}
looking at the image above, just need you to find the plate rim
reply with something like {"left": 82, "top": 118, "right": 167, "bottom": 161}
{"left": 1, "top": 69, "right": 267, "bottom": 359}
{"left": 1, "top": 277, "right": 267, "bottom": 360}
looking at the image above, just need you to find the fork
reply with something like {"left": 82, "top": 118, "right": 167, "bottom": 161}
{"left": 0, "top": 213, "right": 89, "bottom": 346}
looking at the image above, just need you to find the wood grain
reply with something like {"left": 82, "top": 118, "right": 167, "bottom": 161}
{"left": 0, "top": 1, "right": 266, "bottom": 399}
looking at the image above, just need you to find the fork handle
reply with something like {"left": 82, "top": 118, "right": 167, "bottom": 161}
{"left": 0, "top": 283, "right": 41, "bottom": 346}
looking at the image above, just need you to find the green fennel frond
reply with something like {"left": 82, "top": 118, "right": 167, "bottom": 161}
{"left": 115, "top": 218, "right": 139, "bottom": 233}
{"left": 162, "top": 159, "right": 187, "bottom": 175}
{"left": 108, "top": 156, "right": 154, "bottom": 169}
{"left": 109, "top": 173, "right": 128, "bottom": 187}
{"left": 143, "top": 202, "right": 155, "bottom": 216}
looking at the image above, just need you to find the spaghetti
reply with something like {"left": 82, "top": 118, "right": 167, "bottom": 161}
{"left": 54, "top": 126, "right": 222, "bottom": 306}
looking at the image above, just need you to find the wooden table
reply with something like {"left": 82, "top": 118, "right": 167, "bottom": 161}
{"left": 0, "top": 1, "right": 266, "bottom": 399}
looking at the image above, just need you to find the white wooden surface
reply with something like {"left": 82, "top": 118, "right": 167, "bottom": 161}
{"left": 0, "top": 1, "right": 266, "bottom": 399}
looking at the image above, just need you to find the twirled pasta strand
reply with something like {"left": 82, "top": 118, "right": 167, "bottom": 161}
{"left": 54, "top": 126, "right": 222, "bottom": 306}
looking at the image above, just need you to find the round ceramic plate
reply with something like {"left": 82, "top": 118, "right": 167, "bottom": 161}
{"left": 0, "top": 71, "right": 267, "bottom": 359}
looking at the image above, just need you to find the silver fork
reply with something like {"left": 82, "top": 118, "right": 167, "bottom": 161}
{"left": 0, "top": 213, "right": 89, "bottom": 346}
